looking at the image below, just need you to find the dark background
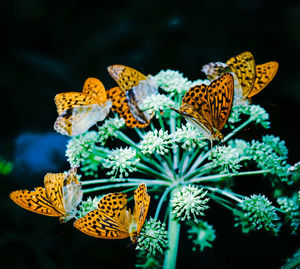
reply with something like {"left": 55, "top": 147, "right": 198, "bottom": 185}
{"left": 2, "top": 0, "right": 300, "bottom": 268}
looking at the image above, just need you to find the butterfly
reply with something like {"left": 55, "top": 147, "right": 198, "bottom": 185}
{"left": 107, "top": 65, "right": 158, "bottom": 128}
{"left": 9, "top": 168, "right": 83, "bottom": 223}
{"left": 74, "top": 183, "right": 150, "bottom": 243}
{"left": 171, "top": 73, "right": 234, "bottom": 142}
{"left": 202, "top": 51, "right": 278, "bottom": 100}
{"left": 54, "top": 77, "right": 112, "bottom": 136}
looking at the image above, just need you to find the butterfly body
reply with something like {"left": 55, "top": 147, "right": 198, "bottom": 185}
{"left": 171, "top": 73, "right": 234, "bottom": 141}
{"left": 10, "top": 168, "right": 82, "bottom": 223}
{"left": 107, "top": 65, "right": 158, "bottom": 128}
{"left": 74, "top": 184, "right": 150, "bottom": 243}
{"left": 54, "top": 78, "right": 112, "bottom": 136}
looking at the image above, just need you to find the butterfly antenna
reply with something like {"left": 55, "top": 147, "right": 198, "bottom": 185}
{"left": 36, "top": 221, "right": 59, "bottom": 237}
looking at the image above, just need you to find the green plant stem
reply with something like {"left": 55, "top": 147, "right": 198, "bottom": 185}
{"left": 154, "top": 186, "right": 172, "bottom": 220}
{"left": 223, "top": 117, "right": 253, "bottom": 142}
{"left": 135, "top": 163, "right": 171, "bottom": 182}
{"left": 82, "top": 181, "right": 169, "bottom": 194}
{"left": 164, "top": 188, "right": 181, "bottom": 269}
{"left": 81, "top": 178, "right": 170, "bottom": 186}
{"left": 202, "top": 186, "right": 244, "bottom": 203}
{"left": 185, "top": 118, "right": 254, "bottom": 177}
{"left": 189, "top": 169, "right": 271, "bottom": 183}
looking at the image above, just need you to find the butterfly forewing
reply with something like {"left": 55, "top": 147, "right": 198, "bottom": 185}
{"left": 82, "top": 77, "right": 107, "bottom": 104}
{"left": 206, "top": 73, "right": 234, "bottom": 130}
{"left": 247, "top": 61, "right": 279, "bottom": 98}
{"left": 55, "top": 92, "right": 97, "bottom": 115}
{"left": 107, "top": 65, "right": 147, "bottom": 92}
{"left": 9, "top": 187, "right": 62, "bottom": 217}
{"left": 226, "top": 51, "right": 256, "bottom": 98}
{"left": 133, "top": 183, "right": 150, "bottom": 233}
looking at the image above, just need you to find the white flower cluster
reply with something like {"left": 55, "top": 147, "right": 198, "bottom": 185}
{"left": 139, "top": 129, "right": 172, "bottom": 155}
{"left": 103, "top": 147, "right": 140, "bottom": 178}
{"left": 140, "top": 94, "right": 174, "bottom": 118}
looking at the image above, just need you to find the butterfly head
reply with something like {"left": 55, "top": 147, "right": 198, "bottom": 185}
{"left": 129, "top": 219, "right": 138, "bottom": 244}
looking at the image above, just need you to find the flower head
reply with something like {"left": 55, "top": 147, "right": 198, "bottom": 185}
{"left": 247, "top": 135, "right": 291, "bottom": 183}
{"left": 210, "top": 145, "right": 241, "bottom": 173}
{"left": 76, "top": 196, "right": 102, "bottom": 219}
{"left": 154, "top": 70, "right": 191, "bottom": 96}
{"left": 171, "top": 123, "right": 206, "bottom": 150}
{"left": 97, "top": 116, "right": 125, "bottom": 146}
{"left": 171, "top": 185, "right": 210, "bottom": 223}
{"left": 103, "top": 147, "right": 140, "bottom": 178}
{"left": 136, "top": 218, "right": 168, "bottom": 257}
{"left": 140, "top": 94, "right": 174, "bottom": 118}
{"left": 235, "top": 194, "right": 281, "bottom": 235}
{"left": 66, "top": 131, "right": 99, "bottom": 167}
{"left": 277, "top": 195, "right": 300, "bottom": 235}
{"left": 187, "top": 220, "right": 216, "bottom": 251}
{"left": 139, "top": 129, "right": 172, "bottom": 155}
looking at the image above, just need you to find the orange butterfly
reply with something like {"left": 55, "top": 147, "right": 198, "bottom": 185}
{"left": 54, "top": 77, "right": 112, "bottom": 136}
{"left": 9, "top": 168, "right": 83, "bottom": 223}
{"left": 107, "top": 65, "right": 158, "bottom": 128}
{"left": 171, "top": 73, "right": 234, "bottom": 142}
{"left": 202, "top": 51, "right": 278, "bottom": 100}
{"left": 74, "top": 183, "right": 150, "bottom": 243}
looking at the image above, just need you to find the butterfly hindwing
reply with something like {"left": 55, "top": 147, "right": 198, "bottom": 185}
{"left": 44, "top": 172, "right": 66, "bottom": 214}
{"left": 9, "top": 187, "right": 62, "bottom": 217}
{"left": 107, "top": 86, "right": 149, "bottom": 128}
{"left": 74, "top": 192, "right": 130, "bottom": 239}
{"left": 248, "top": 61, "right": 279, "bottom": 98}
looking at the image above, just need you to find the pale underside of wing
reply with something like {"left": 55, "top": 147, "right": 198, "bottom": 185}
{"left": 54, "top": 101, "right": 112, "bottom": 136}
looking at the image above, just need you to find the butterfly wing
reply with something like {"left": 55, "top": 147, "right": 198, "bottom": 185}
{"left": 54, "top": 102, "right": 112, "bottom": 136}
{"left": 247, "top": 61, "right": 279, "bottom": 98}
{"left": 201, "top": 62, "right": 230, "bottom": 80}
{"left": 133, "top": 184, "right": 150, "bottom": 234}
{"left": 44, "top": 172, "right": 66, "bottom": 214}
{"left": 9, "top": 187, "right": 61, "bottom": 217}
{"left": 206, "top": 73, "right": 234, "bottom": 131}
{"left": 82, "top": 77, "right": 107, "bottom": 104}
{"left": 74, "top": 192, "right": 130, "bottom": 239}
{"left": 54, "top": 92, "right": 97, "bottom": 115}
{"left": 107, "top": 65, "right": 147, "bottom": 92}
{"left": 107, "top": 87, "right": 149, "bottom": 128}
{"left": 175, "top": 84, "right": 216, "bottom": 137}
{"left": 226, "top": 51, "right": 256, "bottom": 98}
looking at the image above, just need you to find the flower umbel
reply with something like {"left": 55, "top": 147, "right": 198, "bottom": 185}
{"left": 140, "top": 129, "right": 172, "bottom": 155}
{"left": 136, "top": 217, "right": 168, "bottom": 257}
{"left": 76, "top": 196, "right": 102, "bottom": 219}
{"left": 236, "top": 194, "right": 281, "bottom": 235}
{"left": 187, "top": 220, "right": 216, "bottom": 251}
{"left": 103, "top": 147, "right": 140, "bottom": 178}
{"left": 171, "top": 185, "right": 210, "bottom": 223}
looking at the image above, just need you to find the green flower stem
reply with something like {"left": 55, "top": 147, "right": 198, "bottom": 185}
{"left": 185, "top": 118, "right": 254, "bottom": 178}
{"left": 154, "top": 186, "right": 173, "bottom": 220}
{"left": 81, "top": 178, "right": 169, "bottom": 186}
{"left": 135, "top": 163, "right": 172, "bottom": 182}
{"left": 202, "top": 186, "right": 244, "bottom": 203}
{"left": 135, "top": 128, "right": 145, "bottom": 139}
{"left": 223, "top": 117, "right": 253, "bottom": 143}
{"left": 189, "top": 170, "right": 271, "bottom": 183}
{"left": 281, "top": 252, "right": 300, "bottom": 269}
{"left": 158, "top": 113, "right": 165, "bottom": 132}
{"left": 82, "top": 182, "right": 169, "bottom": 194}
{"left": 115, "top": 131, "right": 139, "bottom": 150}
{"left": 182, "top": 148, "right": 201, "bottom": 175}
{"left": 170, "top": 111, "right": 179, "bottom": 170}
{"left": 164, "top": 188, "right": 181, "bottom": 269}
{"left": 183, "top": 162, "right": 215, "bottom": 181}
